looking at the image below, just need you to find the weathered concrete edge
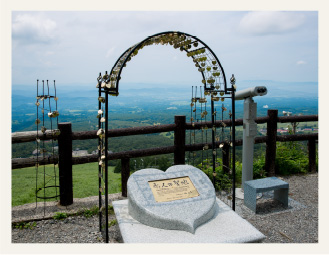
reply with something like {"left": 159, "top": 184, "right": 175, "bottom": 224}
{"left": 12, "top": 193, "right": 124, "bottom": 223}
{"left": 113, "top": 198, "right": 266, "bottom": 243}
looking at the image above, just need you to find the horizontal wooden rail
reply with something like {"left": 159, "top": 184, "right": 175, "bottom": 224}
{"left": 72, "top": 123, "right": 176, "bottom": 140}
{"left": 12, "top": 115, "right": 317, "bottom": 144}
{"left": 12, "top": 146, "right": 176, "bottom": 169}
{"left": 278, "top": 115, "right": 318, "bottom": 123}
{"left": 12, "top": 156, "right": 58, "bottom": 169}
{"left": 276, "top": 133, "right": 318, "bottom": 142}
{"left": 12, "top": 130, "right": 58, "bottom": 144}
{"left": 184, "top": 117, "right": 270, "bottom": 130}
{"left": 73, "top": 146, "right": 176, "bottom": 165}
{"left": 12, "top": 133, "right": 318, "bottom": 169}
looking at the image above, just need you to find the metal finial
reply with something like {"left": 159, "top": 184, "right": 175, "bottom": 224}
{"left": 230, "top": 74, "right": 236, "bottom": 84}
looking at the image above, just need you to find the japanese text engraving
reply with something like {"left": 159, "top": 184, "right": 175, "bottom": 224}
{"left": 148, "top": 176, "right": 199, "bottom": 202}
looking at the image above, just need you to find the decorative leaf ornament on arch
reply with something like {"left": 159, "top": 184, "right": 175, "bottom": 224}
{"left": 97, "top": 31, "right": 231, "bottom": 96}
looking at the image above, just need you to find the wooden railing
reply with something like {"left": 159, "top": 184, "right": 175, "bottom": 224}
{"left": 12, "top": 109, "right": 318, "bottom": 205}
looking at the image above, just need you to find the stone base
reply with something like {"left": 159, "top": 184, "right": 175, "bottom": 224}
{"left": 112, "top": 198, "right": 266, "bottom": 243}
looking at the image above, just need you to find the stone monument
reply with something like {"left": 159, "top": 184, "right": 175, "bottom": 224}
{"left": 127, "top": 165, "right": 216, "bottom": 234}
{"left": 112, "top": 164, "right": 266, "bottom": 243}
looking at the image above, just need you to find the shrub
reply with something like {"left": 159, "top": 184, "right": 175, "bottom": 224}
{"left": 253, "top": 156, "right": 267, "bottom": 179}
{"left": 195, "top": 141, "right": 312, "bottom": 189}
{"left": 198, "top": 158, "right": 241, "bottom": 191}
{"left": 114, "top": 160, "right": 122, "bottom": 173}
{"left": 247, "top": 141, "right": 310, "bottom": 176}
{"left": 275, "top": 142, "right": 309, "bottom": 175}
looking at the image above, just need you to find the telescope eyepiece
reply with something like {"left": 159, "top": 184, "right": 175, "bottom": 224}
{"left": 235, "top": 86, "right": 268, "bottom": 100}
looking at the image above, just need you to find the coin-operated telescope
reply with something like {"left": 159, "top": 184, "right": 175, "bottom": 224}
{"left": 235, "top": 86, "right": 267, "bottom": 197}
{"left": 235, "top": 86, "right": 267, "bottom": 100}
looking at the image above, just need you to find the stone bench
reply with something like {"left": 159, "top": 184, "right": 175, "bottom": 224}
{"left": 244, "top": 177, "right": 289, "bottom": 213}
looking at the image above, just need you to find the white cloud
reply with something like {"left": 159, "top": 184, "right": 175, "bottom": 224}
{"left": 12, "top": 14, "right": 57, "bottom": 44}
{"left": 297, "top": 60, "right": 307, "bottom": 65}
{"left": 239, "top": 11, "right": 305, "bottom": 36}
{"left": 45, "top": 51, "right": 55, "bottom": 56}
{"left": 106, "top": 47, "right": 116, "bottom": 58}
{"left": 10, "top": 11, "right": 318, "bottom": 85}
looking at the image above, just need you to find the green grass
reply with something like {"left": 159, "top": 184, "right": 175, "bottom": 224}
{"left": 53, "top": 212, "right": 68, "bottom": 220}
{"left": 159, "top": 132, "right": 174, "bottom": 140}
{"left": 12, "top": 222, "right": 37, "bottom": 230}
{"left": 12, "top": 163, "right": 121, "bottom": 207}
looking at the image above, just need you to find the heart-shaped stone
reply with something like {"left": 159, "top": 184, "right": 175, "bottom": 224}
{"left": 127, "top": 165, "right": 216, "bottom": 234}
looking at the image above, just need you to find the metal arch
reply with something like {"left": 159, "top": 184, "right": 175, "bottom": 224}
{"left": 194, "top": 36, "right": 228, "bottom": 93}
{"left": 103, "top": 31, "right": 228, "bottom": 95}
{"left": 97, "top": 32, "right": 237, "bottom": 242}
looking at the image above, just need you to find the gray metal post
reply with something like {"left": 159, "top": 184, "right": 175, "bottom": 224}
{"left": 241, "top": 97, "right": 258, "bottom": 190}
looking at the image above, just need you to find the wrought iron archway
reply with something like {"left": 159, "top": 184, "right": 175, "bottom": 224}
{"left": 98, "top": 31, "right": 229, "bottom": 95}
{"left": 96, "top": 31, "right": 236, "bottom": 243}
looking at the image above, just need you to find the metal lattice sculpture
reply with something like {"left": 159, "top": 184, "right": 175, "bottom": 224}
{"left": 96, "top": 76, "right": 109, "bottom": 242}
{"left": 35, "top": 80, "right": 60, "bottom": 214}
{"left": 96, "top": 31, "right": 236, "bottom": 243}
{"left": 188, "top": 75, "right": 236, "bottom": 208}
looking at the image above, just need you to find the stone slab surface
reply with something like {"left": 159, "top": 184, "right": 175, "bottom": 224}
{"left": 113, "top": 198, "right": 266, "bottom": 243}
{"left": 127, "top": 165, "right": 216, "bottom": 234}
{"left": 244, "top": 177, "right": 289, "bottom": 192}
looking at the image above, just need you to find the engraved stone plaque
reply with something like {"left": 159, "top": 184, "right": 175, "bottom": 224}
{"left": 127, "top": 165, "right": 216, "bottom": 234}
{"left": 148, "top": 176, "right": 199, "bottom": 203}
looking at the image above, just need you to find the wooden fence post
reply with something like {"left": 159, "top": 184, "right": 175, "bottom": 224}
{"left": 121, "top": 158, "right": 130, "bottom": 197}
{"left": 174, "top": 115, "right": 186, "bottom": 165}
{"left": 265, "top": 110, "right": 278, "bottom": 176}
{"left": 308, "top": 139, "right": 317, "bottom": 172}
{"left": 58, "top": 122, "right": 73, "bottom": 206}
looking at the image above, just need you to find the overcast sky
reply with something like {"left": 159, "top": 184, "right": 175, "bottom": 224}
{"left": 12, "top": 11, "right": 318, "bottom": 87}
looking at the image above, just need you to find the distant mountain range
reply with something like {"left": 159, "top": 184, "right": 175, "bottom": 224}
{"left": 11, "top": 80, "right": 318, "bottom": 133}
{"left": 12, "top": 79, "right": 318, "bottom": 99}
{"left": 236, "top": 80, "right": 318, "bottom": 98}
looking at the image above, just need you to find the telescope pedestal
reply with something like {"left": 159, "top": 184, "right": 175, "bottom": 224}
{"left": 241, "top": 97, "right": 258, "bottom": 191}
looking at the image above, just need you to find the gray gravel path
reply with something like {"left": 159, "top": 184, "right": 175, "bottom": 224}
{"left": 234, "top": 173, "right": 318, "bottom": 243}
{"left": 12, "top": 173, "right": 318, "bottom": 243}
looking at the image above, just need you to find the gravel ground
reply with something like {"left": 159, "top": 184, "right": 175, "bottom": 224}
{"left": 234, "top": 173, "right": 318, "bottom": 243}
{"left": 12, "top": 193, "right": 125, "bottom": 243}
{"left": 12, "top": 173, "right": 318, "bottom": 243}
